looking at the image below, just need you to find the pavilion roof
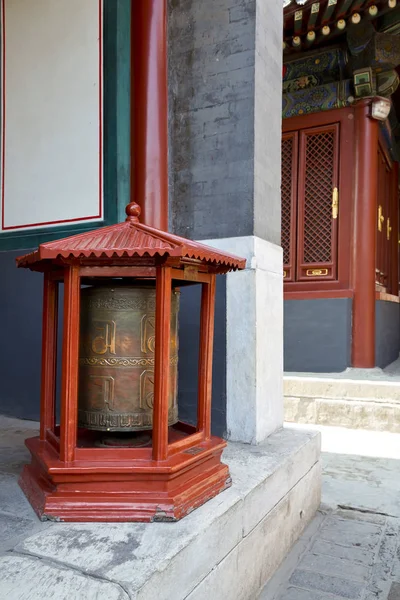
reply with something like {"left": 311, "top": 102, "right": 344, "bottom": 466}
{"left": 16, "top": 203, "right": 246, "bottom": 272}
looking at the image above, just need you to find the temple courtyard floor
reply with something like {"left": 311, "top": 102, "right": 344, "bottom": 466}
{"left": 0, "top": 415, "right": 399, "bottom": 599}
{"left": 260, "top": 424, "right": 400, "bottom": 600}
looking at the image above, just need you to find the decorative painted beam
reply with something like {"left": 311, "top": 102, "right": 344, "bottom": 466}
{"left": 351, "top": 0, "right": 369, "bottom": 10}
{"left": 294, "top": 9, "right": 304, "bottom": 33}
{"left": 337, "top": 0, "right": 356, "bottom": 17}
{"left": 322, "top": 0, "right": 338, "bottom": 23}
{"left": 308, "top": 2, "right": 321, "bottom": 27}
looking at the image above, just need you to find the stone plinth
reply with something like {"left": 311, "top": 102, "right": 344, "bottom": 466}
{"left": 1, "top": 425, "right": 320, "bottom": 600}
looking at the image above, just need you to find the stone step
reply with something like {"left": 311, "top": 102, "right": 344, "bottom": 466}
{"left": 284, "top": 376, "right": 400, "bottom": 433}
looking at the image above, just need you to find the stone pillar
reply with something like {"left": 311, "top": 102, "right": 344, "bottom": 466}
{"left": 169, "top": 0, "right": 283, "bottom": 444}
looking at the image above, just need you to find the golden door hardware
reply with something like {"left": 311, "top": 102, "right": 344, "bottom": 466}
{"left": 332, "top": 187, "right": 339, "bottom": 219}
{"left": 306, "top": 268, "right": 328, "bottom": 277}
{"left": 387, "top": 218, "right": 392, "bottom": 241}
{"left": 378, "top": 205, "right": 384, "bottom": 232}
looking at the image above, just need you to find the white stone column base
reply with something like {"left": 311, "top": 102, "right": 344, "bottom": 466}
{"left": 202, "top": 235, "right": 284, "bottom": 444}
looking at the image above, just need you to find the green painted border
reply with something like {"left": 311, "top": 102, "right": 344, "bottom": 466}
{"left": 0, "top": 0, "right": 131, "bottom": 252}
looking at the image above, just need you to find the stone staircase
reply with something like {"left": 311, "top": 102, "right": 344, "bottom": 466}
{"left": 284, "top": 362, "right": 400, "bottom": 433}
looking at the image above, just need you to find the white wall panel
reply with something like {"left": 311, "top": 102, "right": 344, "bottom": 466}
{"left": 1, "top": 0, "right": 102, "bottom": 231}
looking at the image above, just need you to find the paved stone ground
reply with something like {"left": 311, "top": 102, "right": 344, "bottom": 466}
{"left": 260, "top": 424, "right": 400, "bottom": 600}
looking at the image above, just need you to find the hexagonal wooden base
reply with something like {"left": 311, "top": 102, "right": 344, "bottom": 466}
{"left": 19, "top": 436, "right": 231, "bottom": 522}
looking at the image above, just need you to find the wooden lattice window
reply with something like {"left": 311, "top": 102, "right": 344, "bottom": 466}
{"left": 281, "top": 132, "right": 298, "bottom": 282}
{"left": 281, "top": 123, "right": 340, "bottom": 283}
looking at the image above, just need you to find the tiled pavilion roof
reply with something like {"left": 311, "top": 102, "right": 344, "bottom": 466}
{"left": 16, "top": 203, "right": 246, "bottom": 272}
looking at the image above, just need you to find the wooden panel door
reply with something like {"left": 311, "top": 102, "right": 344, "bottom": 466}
{"left": 376, "top": 143, "right": 397, "bottom": 294}
{"left": 376, "top": 148, "right": 387, "bottom": 289}
{"left": 296, "top": 124, "right": 340, "bottom": 281}
{"left": 281, "top": 132, "right": 298, "bottom": 282}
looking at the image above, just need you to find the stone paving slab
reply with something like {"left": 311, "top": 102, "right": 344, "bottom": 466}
{"left": 260, "top": 507, "right": 400, "bottom": 600}
{"left": 0, "top": 554, "right": 129, "bottom": 600}
{"left": 389, "top": 583, "right": 400, "bottom": 599}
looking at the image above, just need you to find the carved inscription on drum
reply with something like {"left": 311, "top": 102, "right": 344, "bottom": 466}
{"left": 91, "top": 320, "right": 116, "bottom": 355}
{"left": 141, "top": 315, "right": 155, "bottom": 354}
{"left": 78, "top": 285, "right": 179, "bottom": 431}
{"left": 78, "top": 406, "right": 178, "bottom": 430}
{"left": 88, "top": 375, "right": 115, "bottom": 411}
{"left": 140, "top": 370, "right": 154, "bottom": 409}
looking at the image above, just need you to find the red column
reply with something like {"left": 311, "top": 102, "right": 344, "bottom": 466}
{"left": 39, "top": 274, "right": 58, "bottom": 440}
{"left": 60, "top": 265, "right": 80, "bottom": 462}
{"left": 152, "top": 266, "right": 172, "bottom": 461}
{"left": 131, "top": 0, "right": 168, "bottom": 230}
{"left": 352, "top": 100, "right": 379, "bottom": 367}
{"left": 197, "top": 277, "right": 216, "bottom": 440}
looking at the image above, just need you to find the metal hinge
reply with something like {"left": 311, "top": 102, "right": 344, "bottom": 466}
{"left": 332, "top": 187, "right": 339, "bottom": 219}
{"left": 378, "top": 205, "right": 384, "bottom": 232}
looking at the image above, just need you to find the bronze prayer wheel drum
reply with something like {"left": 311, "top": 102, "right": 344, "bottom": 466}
{"left": 78, "top": 283, "right": 179, "bottom": 432}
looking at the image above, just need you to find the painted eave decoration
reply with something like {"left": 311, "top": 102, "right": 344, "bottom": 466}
{"left": 283, "top": 0, "right": 400, "bottom": 53}
{"left": 284, "top": 0, "right": 308, "bottom": 6}
{"left": 16, "top": 204, "right": 246, "bottom": 273}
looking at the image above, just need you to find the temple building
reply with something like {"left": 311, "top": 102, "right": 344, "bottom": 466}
{"left": 283, "top": 0, "right": 400, "bottom": 373}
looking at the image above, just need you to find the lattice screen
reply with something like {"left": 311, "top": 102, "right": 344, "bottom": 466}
{"left": 281, "top": 136, "right": 294, "bottom": 267}
{"left": 303, "top": 131, "right": 335, "bottom": 264}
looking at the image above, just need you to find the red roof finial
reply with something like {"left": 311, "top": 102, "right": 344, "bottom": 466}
{"left": 125, "top": 202, "right": 141, "bottom": 223}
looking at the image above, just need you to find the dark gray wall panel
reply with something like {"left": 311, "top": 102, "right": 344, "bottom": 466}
{"left": 0, "top": 250, "right": 43, "bottom": 420}
{"left": 375, "top": 300, "right": 399, "bottom": 368}
{"left": 284, "top": 298, "right": 352, "bottom": 373}
{"left": 177, "top": 277, "right": 227, "bottom": 437}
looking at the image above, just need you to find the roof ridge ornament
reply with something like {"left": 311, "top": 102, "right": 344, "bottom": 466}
{"left": 125, "top": 201, "right": 141, "bottom": 223}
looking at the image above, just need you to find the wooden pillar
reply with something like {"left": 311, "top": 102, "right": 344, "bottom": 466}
{"left": 131, "top": 0, "right": 168, "bottom": 230}
{"left": 352, "top": 100, "right": 379, "bottom": 368}
{"left": 152, "top": 266, "right": 172, "bottom": 461}
{"left": 60, "top": 265, "right": 80, "bottom": 462}
{"left": 197, "top": 277, "right": 216, "bottom": 440}
{"left": 39, "top": 274, "right": 58, "bottom": 441}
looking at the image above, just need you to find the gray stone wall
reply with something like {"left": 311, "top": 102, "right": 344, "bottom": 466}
{"left": 168, "top": 0, "right": 276, "bottom": 241}
{"left": 168, "top": 0, "right": 284, "bottom": 440}
{"left": 168, "top": 0, "right": 283, "bottom": 242}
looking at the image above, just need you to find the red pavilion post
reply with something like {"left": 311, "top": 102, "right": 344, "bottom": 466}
{"left": 352, "top": 99, "right": 379, "bottom": 368}
{"left": 39, "top": 274, "right": 58, "bottom": 440}
{"left": 152, "top": 264, "right": 172, "bottom": 462}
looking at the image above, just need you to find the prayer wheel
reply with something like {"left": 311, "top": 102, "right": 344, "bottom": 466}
{"left": 78, "top": 283, "right": 179, "bottom": 432}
